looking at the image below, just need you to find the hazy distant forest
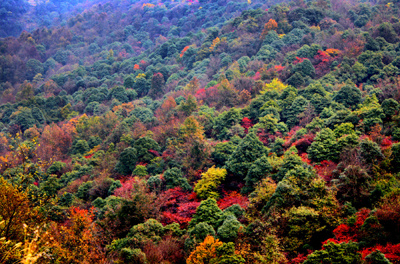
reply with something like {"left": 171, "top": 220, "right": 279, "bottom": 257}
{"left": 1, "top": 0, "right": 400, "bottom": 262}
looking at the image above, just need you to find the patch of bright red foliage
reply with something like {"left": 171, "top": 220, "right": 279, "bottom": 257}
{"left": 157, "top": 187, "right": 200, "bottom": 228}
{"left": 217, "top": 191, "right": 249, "bottom": 210}
{"left": 241, "top": 117, "right": 253, "bottom": 134}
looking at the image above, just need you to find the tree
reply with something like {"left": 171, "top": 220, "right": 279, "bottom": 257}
{"left": 101, "top": 179, "right": 155, "bottom": 238}
{"left": 163, "top": 167, "right": 191, "bottom": 191}
{"left": 0, "top": 178, "right": 41, "bottom": 241}
{"left": 391, "top": 143, "right": 400, "bottom": 172}
{"left": 283, "top": 96, "right": 309, "bottom": 128}
{"left": 194, "top": 166, "right": 227, "bottom": 200}
{"left": 308, "top": 128, "right": 338, "bottom": 162}
{"left": 287, "top": 72, "right": 305, "bottom": 87}
{"left": 273, "top": 151, "right": 303, "bottom": 182}
{"left": 247, "top": 178, "right": 277, "bottom": 218}
{"left": 119, "top": 248, "right": 147, "bottom": 263}
{"left": 211, "top": 242, "right": 245, "bottom": 264}
{"left": 303, "top": 241, "right": 361, "bottom": 264}
{"left": 364, "top": 250, "right": 391, "bottom": 264}
{"left": 333, "top": 84, "right": 362, "bottom": 109}
{"left": 381, "top": 98, "right": 398, "bottom": 117}
{"left": 172, "top": 116, "right": 210, "bottom": 171}
{"left": 46, "top": 208, "right": 107, "bottom": 263}
{"left": 213, "top": 108, "right": 242, "bottom": 139}
{"left": 211, "top": 138, "right": 240, "bottom": 167}
{"left": 354, "top": 95, "right": 385, "bottom": 130}
{"left": 375, "top": 22, "right": 398, "bottom": 43}
{"left": 333, "top": 123, "right": 355, "bottom": 138}
{"left": 134, "top": 75, "right": 150, "bottom": 97}
{"left": 261, "top": 19, "right": 278, "bottom": 39}
{"left": 190, "top": 222, "right": 216, "bottom": 242}
{"left": 72, "top": 139, "right": 90, "bottom": 155}
{"left": 187, "top": 235, "right": 223, "bottom": 264}
{"left": 217, "top": 214, "right": 242, "bottom": 242}
{"left": 12, "top": 107, "right": 35, "bottom": 131}
{"left": 37, "top": 123, "right": 75, "bottom": 161}
{"left": 132, "top": 165, "right": 148, "bottom": 176}
{"left": 109, "top": 218, "right": 166, "bottom": 250}
{"left": 263, "top": 165, "right": 338, "bottom": 217}
{"left": 293, "top": 59, "right": 315, "bottom": 77}
{"left": 284, "top": 206, "right": 324, "bottom": 252}
{"left": 109, "top": 86, "right": 129, "bottom": 103}
{"left": 124, "top": 75, "right": 135, "bottom": 88}
{"left": 186, "top": 76, "right": 200, "bottom": 94}
{"left": 261, "top": 78, "right": 287, "bottom": 94}
{"left": 148, "top": 72, "right": 165, "bottom": 99}
{"left": 226, "top": 132, "right": 267, "bottom": 179}
{"left": 26, "top": 59, "right": 43, "bottom": 80}
{"left": 16, "top": 81, "right": 34, "bottom": 101}
{"left": 115, "top": 147, "right": 138, "bottom": 175}
{"left": 253, "top": 234, "right": 287, "bottom": 264}
{"left": 133, "top": 136, "right": 161, "bottom": 163}
{"left": 243, "top": 155, "right": 272, "bottom": 193}
{"left": 187, "top": 235, "right": 245, "bottom": 264}
{"left": 359, "top": 139, "right": 384, "bottom": 164}
{"left": 189, "top": 198, "right": 222, "bottom": 229}
{"left": 178, "top": 95, "right": 198, "bottom": 116}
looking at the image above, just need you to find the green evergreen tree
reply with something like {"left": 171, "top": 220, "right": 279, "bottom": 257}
{"left": 391, "top": 143, "right": 400, "bottom": 172}
{"left": 365, "top": 250, "right": 392, "bottom": 264}
{"left": 217, "top": 215, "right": 242, "bottom": 242}
{"left": 303, "top": 241, "right": 361, "bottom": 264}
{"left": 163, "top": 167, "right": 191, "bottom": 191}
{"left": 273, "top": 150, "right": 303, "bottom": 182}
{"left": 308, "top": 128, "right": 338, "bottom": 162}
{"left": 360, "top": 139, "right": 384, "bottom": 164}
{"left": 189, "top": 198, "right": 222, "bottom": 228}
{"left": 133, "top": 137, "right": 161, "bottom": 163}
{"left": 333, "top": 84, "right": 362, "bottom": 109}
{"left": 243, "top": 155, "right": 273, "bottom": 193}
{"left": 115, "top": 147, "right": 138, "bottom": 175}
{"left": 148, "top": 72, "right": 165, "bottom": 99}
{"left": 226, "top": 132, "right": 267, "bottom": 179}
{"left": 72, "top": 140, "right": 90, "bottom": 155}
{"left": 190, "top": 222, "right": 216, "bottom": 242}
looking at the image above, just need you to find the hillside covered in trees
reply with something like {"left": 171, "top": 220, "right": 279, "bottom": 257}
{"left": 1, "top": 0, "right": 400, "bottom": 262}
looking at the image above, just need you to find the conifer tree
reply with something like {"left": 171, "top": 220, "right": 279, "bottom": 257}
{"left": 226, "top": 132, "right": 267, "bottom": 179}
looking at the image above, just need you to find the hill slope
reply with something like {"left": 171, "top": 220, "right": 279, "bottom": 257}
{"left": 1, "top": 0, "right": 400, "bottom": 263}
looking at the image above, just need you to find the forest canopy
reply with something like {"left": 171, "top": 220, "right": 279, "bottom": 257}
{"left": 1, "top": 0, "right": 400, "bottom": 262}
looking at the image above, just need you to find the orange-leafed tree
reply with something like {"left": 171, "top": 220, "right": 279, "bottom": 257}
{"left": 37, "top": 123, "right": 75, "bottom": 161}
{"left": 155, "top": 96, "right": 177, "bottom": 122}
{"left": 0, "top": 178, "right": 42, "bottom": 241}
{"left": 209, "top": 37, "right": 221, "bottom": 52}
{"left": 187, "top": 235, "right": 223, "bottom": 264}
{"left": 261, "top": 19, "right": 278, "bottom": 39}
{"left": 180, "top": 46, "right": 190, "bottom": 58}
{"left": 0, "top": 177, "right": 50, "bottom": 264}
{"left": 46, "top": 207, "right": 108, "bottom": 263}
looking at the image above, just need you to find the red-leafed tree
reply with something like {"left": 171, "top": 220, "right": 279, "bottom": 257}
{"left": 156, "top": 187, "right": 199, "bottom": 228}
{"left": 241, "top": 117, "right": 253, "bottom": 134}
{"left": 314, "top": 160, "right": 337, "bottom": 182}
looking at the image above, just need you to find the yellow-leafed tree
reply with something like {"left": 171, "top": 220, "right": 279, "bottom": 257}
{"left": 261, "top": 78, "right": 287, "bottom": 94}
{"left": 194, "top": 166, "right": 227, "bottom": 200}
